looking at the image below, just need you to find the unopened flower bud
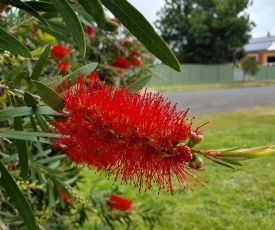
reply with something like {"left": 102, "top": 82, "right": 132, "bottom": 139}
{"left": 187, "top": 130, "right": 203, "bottom": 148}
{"left": 189, "top": 156, "right": 203, "bottom": 169}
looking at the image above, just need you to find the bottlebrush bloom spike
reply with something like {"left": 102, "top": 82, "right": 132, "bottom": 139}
{"left": 51, "top": 45, "right": 70, "bottom": 60}
{"left": 52, "top": 73, "right": 205, "bottom": 194}
{"left": 106, "top": 195, "right": 132, "bottom": 211}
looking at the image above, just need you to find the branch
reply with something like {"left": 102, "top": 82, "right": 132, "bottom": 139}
{"left": 0, "top": 84, "right": 41, "bottom": 100}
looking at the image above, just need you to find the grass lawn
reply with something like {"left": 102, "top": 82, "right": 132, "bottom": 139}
{"left": 79, "top": 105, "right": 275, "bottom": 230}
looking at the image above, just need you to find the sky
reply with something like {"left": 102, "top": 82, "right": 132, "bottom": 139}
{"left": 128, "top": 0, "right": 275, "bottom": 38}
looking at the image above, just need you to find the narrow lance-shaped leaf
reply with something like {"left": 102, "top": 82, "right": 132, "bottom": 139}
{"left": 57, "top": 62, "right": 98, "bottom": 90}
{"left": 49, "top": 0, "right": 86, "bottom": 57}
{"left": 26, "top": 1, "right": 57, "bottom": 12}
{"left": 0, "top": 106, "right": 57, "bottom": 123}
{"left": 67, "top": 62, "right": 98, "bottom": 82}
{"left": 78, "top": 0, "right": 119, "bottom": 32}
{"left": 0, "top": 161, "right": 38, "bottom": 230}
{"left": 128, "top": 75, "right": 153, "bottom": 93}
{"left": 29, "top": 44, "right": 51, "bottom": 89}
{"left": 211, "top": 159, "right": 237, "bottom": 170}
{"left": 0, "top": 27, "right": 32, "bottom": 58}
{"left": 5, "top": 62, "right": 28, "bottom": 81}
{"left": 24, "top": 92, "right": 39, "bottom": 107}
{"left": 14, "top": 116, "right": 29, "bottom": 180}
{"left": 0, "top": 130, "right": 57, "bottom": 144}
{"left": 32, "top": 80, "right": 64, "bottom": 112}
{"left": 101, "top": 0, "right": 181, "bottom": 72}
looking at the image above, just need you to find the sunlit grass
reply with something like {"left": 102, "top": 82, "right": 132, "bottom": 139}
{"left": 79, "top": 106, "right": 275, "bottom": 229}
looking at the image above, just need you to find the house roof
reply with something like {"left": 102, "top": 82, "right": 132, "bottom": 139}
{"left": 244, "top": 35, "right": 275, "bottom": 52}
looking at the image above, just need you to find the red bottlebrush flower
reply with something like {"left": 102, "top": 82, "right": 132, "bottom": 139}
{"left": 84, "top": 26, "right": 95, "bottom": 38}
{"left": 61, "top": 191, "right": 71, "bottom": 204}
{"left": 52, "top": 73, "right": 205, "bottom": 194}
{"left": 57, "top": 62, "right": 70, "bottom": 74}
{"left": 51, "top": 45, "right": 70, "bottom": 60}
{"left": 132, "top": 49, "right": 140, "bottom": 56}
{"left": 111, "top": 57, "right": 131, "bottom": 69}
{"left": 120, "top": 38, "right": 131, "bottom": 47}
{"left": 133, "top": 56, "right": 142, "bottom": 67}
{"left": 106, "top": 195, "right": 132, "bottom": 211}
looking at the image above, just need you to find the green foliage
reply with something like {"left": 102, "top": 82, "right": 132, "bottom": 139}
{"left": 0, "top": 161, "right": 37, "bottom": 230}
{"left": 101, "top": 0, "right": 181, "bottom": 71}
{"left": 0, "top": 26, "right": 32, "bottom": 57}
{"left": 0, "top": 1, "right": 176, "bottom": 228}
{"left": 128, "top": 75, "right": 153, "bottom": 92}
{"left": 155, "top": 0, "right": 254, "bottom": 64}
{"left": 0, "top": 0, "right": 273, "bottom": 229}
{"left": 242, "top": 57, "right": 259, "bottom": 76}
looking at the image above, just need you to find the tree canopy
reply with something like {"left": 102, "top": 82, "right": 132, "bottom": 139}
{"left": 154, "top": 0, "right": 254, "bottom": 64}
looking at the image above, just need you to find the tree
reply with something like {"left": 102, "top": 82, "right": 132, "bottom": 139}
{"left": 241, "top": 57, "right": 259, "bottom": 81}
{"left": 154, "top": 0, "right": 254, "bottom": 64}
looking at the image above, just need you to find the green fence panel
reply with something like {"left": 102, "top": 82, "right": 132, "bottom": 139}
{"left": 217, "top": 65, "right": 233, "bottom": 82}
{"left": 266, "top": 66, "right": 275, "bottom": 79}
{"left": 256, "top": 67, "right": 267, "bottom": 80}
{"left": 149, "top": 64, "right": 275, "bottom": 86}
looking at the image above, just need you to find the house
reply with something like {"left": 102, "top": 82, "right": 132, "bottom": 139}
{"left": 243, "top": 33, "right": 275, "bottom": 66}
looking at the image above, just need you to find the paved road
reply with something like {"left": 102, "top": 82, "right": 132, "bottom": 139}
{"left": 162, "top": 86, "right": 275, "bottom": 116}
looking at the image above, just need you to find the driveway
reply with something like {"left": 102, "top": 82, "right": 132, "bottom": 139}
{"left": 162, "top": 86, "right": 275, "bottom": 116}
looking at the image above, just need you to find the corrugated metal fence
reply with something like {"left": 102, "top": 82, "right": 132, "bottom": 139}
{"left": 148, "top": 64, "right": 275, "bottom": 86}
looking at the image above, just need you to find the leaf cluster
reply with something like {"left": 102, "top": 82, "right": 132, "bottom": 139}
{"left": 155, "top": 0, "right": 254, "bottom": 64}
{"left": 0, "top": 0, "right": 177, "bottom": 229}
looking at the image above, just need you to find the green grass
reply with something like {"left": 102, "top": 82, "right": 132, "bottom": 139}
{"left": 150, "top": 80, "right": 275, "bottom": 92}
{"left": 79, "top": 106, "right": 275, "bottom": 229}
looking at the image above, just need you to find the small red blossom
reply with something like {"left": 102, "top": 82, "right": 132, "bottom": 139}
{"left": 133, "top": 56, "right": 142, "bottom": 67}
{"left": 57, "top": 62, "right": 70, "bottom": 74}
{"left": 120, "top": 38, "right": 131, "bottom": 47}
{"left": 61, "top": 191, "right": 71, "bottom": 204}
{"left": 52, "top": 73, "right": 205, "bottom": 194}
{"left": 132, "top": 49, "right": 140, "bottom": 56}
{"left": 106, "top": 195, "right": 132, "bottom": 211}
{"left": 51, "top": 45, "right": 70, "bottom": 60}
{"left": 84, "top": 26, "right": 95, "bottom": 38}
{"left": 111, "top": 57, "right": 131, "bottom": 69}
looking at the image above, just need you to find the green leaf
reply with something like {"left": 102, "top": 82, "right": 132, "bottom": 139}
{"left": 14, "top": 117, "right": 29, "bottom": 180}
{"left": 0, "top": 106, "right": 57, "bottom": 123}
{"left": 67, "top": 62, "right": 98, "bottom": 82}
{"left": 221, "top": 158, "right": 244, "bottom": 166}
{"left": 8, "top": 81, "right": 15, "bottom": 90}
{"left": 28, "top": 43, "right": 51, "bottom": 90}
{"left": 32, "top": 80, "right": 64, "bottom": 112}
{"left": 0, "top": 27, "right": 32, "bottom": 58}
{"left": 24, "top": 92, "right": 39, "bottom": 107}
{"left": 37, "top": 154, "right": 67, "bottom": 164}
{"left": 128, "top": 75, "right": 153, "bottom": 92}
{"left": 0, "top": 131, "right": 57, "bottom": 144}
{"left": 0, "top": 0, "right": 50, "bottom": 28}
{"left": 14, "top": 71, "right": 27, "bottom": 85}
{"left": 57, "top": 62, "right": 98, "bottom": 90}
{"left": 78, "top": 0, "right": 119, "bottom": 32}
{"left": 100, "top": 0, "right": 181, "bottom": 72}
{"left": 211, "top": 159, "right": 236, "bottom": 170}
{"left": 49, "top": 0, "right": 86, "bottom": 57}
{"left": 26, "top": 1, "right": 57, "bottom": 12}
{"left": 5, "top": 62, "right": 28, "bottom": 81}
{"left": 0, "top": 161, "right": 38, "bottom": 230}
